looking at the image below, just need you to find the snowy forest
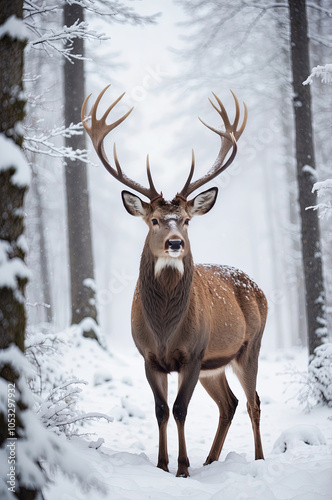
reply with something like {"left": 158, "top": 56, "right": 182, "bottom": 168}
{"left": 0, "top": 0, "right": 331, "bottom": 499}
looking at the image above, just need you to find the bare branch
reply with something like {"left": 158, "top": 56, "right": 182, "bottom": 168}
{"left": 309, "top": 33, "right": 332, "bottom": 48}
{"left": 307, "top": 2, "right": 332, "bottom": 17}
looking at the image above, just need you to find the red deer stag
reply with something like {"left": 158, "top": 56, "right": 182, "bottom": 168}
{"left": 82, "top": 85, "right": 267, "bottom": 478}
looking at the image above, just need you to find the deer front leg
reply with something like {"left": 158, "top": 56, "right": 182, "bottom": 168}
{"left": 145, "top": 362, "right": 169, "bottom": 472}
{"left": 173, "top": 361, "right": 201, "bottom": 478}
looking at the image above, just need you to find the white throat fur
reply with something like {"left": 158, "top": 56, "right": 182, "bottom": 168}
{"left": 155, "top": 256, "right": 184, "bottom": 277}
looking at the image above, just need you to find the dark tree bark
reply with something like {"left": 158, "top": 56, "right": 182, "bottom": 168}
{"left": 0, "top": 0, "right": 27, "bottom": 387}
{"left": 63, "top": 3, "right": 99, "bottom": 339}
{"left": 0, "top": 2, "right": 42, "bottom": 498}
{"left": 288, "top": 0, "right": 328, "bottom": 356}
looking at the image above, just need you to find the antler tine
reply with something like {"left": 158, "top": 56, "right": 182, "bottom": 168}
{"left": 146, "top": 155, "right": 161, "bottom": 201}
{"left": 81, "top": 92, "right": 93, "bottom": 127}
{"left": 81, "top": 84, "right": 111, "bottom": 130}
{"left": 81, "top": 85, "right": 161, "bottom": 201}
{"left": 209, "top": 92, "right": 232, "bottom": 130}
{"left": 113, "top": 143, "right": 123, "bottom": 176}
{"left": 178, "top": 91, "right": 246, "bottom": 199}
{"left": 90, "top": 84, "right": 112, "bottom": 123}
{"left": 236, "top": 99, "right": 248, "bottom": 139}
{"left": 197, "top": 116, "right": 230, "bottom": 139}
{"left": 229, "top": 90, "right": 240, "bottom": 131}
{"left": 177, "top": 150, "right": 195, "bottom": 199}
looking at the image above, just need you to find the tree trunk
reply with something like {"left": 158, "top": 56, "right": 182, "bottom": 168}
{"left": 63, "top": 3, "right": 99, "bottom": 340}
{"left": 32, "top": 169, "right": 53, "bottom": 322}
{"left": 288, "top": 0, "right": 328, "bottom": 355}
{"left": 0, "top": 2, "right": 42, "bottom": 498}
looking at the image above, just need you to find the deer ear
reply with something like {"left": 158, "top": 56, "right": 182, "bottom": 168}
{"left": 122, "top": 190, "right": 149, "bottom": 217}
{"left": 187, "top": 187, "right": 218, "bottom": 217}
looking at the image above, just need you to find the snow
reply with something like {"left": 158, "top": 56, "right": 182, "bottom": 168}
{"left": 23, "top": 327, "right": 332, "bottom": 500}
{"left": 0, "top": 134, "right": 31, "bottom": 187}
{"left": 302, "top": 165, "right": 318, "bottom": 182}
{"left": 0, "top": 15, "right": 29, "bottom": 42}
{"left": 307, "top": 178, "right": 332, "bottom": 219}
{"left": 303, "top": 64, "right": 332, "bottom": 85}
{"left": 83, "top": 277, "right": 97, "bottom": 292}
{"left": 313, "top": 178, "right": 332, "bottom": 194}
{"left": 0, "top": 241, "right": 31, "bottom": 289}
{"left": 272, "top": 425, "right": 326, "bottom": 453}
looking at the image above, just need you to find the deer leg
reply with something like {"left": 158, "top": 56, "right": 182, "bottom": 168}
{"left": 145, "top": 363, "right": 169, "bottom": 472}
{"left": 199, "top": 370, "right": 238, "bottom": 465}
{"left": 233, "top": 354, "right": 264, "bottom": 460}
{"left": 247, "top": 391, "right": 264, "bottom": 460}
{"left": 173, "top": 362, "right": 201, "bottom": 478}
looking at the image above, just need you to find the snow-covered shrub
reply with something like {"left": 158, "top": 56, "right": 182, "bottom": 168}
{"left": 0, "top": 345, "right": 106, "bottom": 499}
{"left": 308, "top": 343, "right": 332, "bottom": 407}
{"left": 295, "top": 343, "right": 332, "bottom": 410}
{"left": 35, "top": 379, "right": 112, "bottom": 437}
{"left": 26, "top": 325, "right": 112, "bottom": 436}
{"left": 25, "top": 324, "right": 66, "bottom": 395}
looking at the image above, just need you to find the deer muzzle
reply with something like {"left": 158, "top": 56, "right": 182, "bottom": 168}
{"left": 165, "top": 239, "right": 184, "bottom": 257}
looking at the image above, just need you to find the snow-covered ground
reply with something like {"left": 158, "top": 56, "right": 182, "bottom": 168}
{"left": 39, "top": 330, "right": 331, "bottom": 500}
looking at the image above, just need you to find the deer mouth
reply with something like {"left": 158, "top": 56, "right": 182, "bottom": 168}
{"left": 165, "top": 239, "right": 184, "bottom": 258}
{"left": 168, "top": 249, "right": 183, "bottom": 258}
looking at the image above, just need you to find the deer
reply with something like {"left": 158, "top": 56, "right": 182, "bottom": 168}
{"left": 81, "top": 85, "right": 268, "bottom": 478}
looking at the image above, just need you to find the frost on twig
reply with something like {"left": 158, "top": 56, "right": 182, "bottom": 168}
{"left": 35, "top": 379, "right": 113, "bottom": 437}
{"left": 24, "top": 122, "right": 96, "bottom": 164}
{"left": 0, "top": 345, "right": 106, "bottom": 497}
{"left": 23, "top": 0, "right": 159, "bottom": 62}
{"left": 26, "top": 326, "right": 112, "bottom": 438}
{"left": 25, "top": 18, "right": 108, "bottom": 62}
{"left": 306, "top": 179, "right": 332, "bottom": 220}
{"left": 303, "top": 64, "right": 332, "bottom": 85}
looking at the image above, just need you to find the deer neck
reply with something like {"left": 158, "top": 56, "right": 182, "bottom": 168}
{"left": 139, "top": 241, "right": 194, "bottom": 339}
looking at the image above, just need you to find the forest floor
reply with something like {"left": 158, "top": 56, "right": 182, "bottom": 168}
{"left": 42, "top": 329, "right": 332, "bottom": 500}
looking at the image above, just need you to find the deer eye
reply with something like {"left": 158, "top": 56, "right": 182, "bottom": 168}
{"left": 184, "top": 218, "right": 190, "bottom": 225}
{"left": 152, "top": 218, "right": 159, "bottom": 226}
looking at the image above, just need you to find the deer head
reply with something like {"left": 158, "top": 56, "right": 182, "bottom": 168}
{"left": 81, "top": 85, "right": 247, "bottom": 275}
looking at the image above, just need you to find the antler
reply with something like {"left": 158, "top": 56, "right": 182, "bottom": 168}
{"left": 178, "top": 90, "right": 248, "bottom": 199}
{"left": 81, "top": 84, "right": 161, "bottom": 201}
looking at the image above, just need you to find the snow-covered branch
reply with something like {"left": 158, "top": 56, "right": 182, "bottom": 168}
{"left": 25, "top": 19, "right": 108, "bottom": 62}
{"left": 306, "top": 179, "right": 332, "bottom": 220}
{"left": 303, "top": 64, "right": 332, "bottom": 85}
{"left": 24, "top": 123, "right": 95, "bottom": 164}
{"left": 241, "top": 0, "right": 331, "bottom": 17}
{"left": 23, "top": 1, "right": 59, "bottom": 18}
{"left": 79, "top": 0, "right": 160, "bottom": 25}
{"left": 24, "top": 1, "right": 156, "bottom": 63}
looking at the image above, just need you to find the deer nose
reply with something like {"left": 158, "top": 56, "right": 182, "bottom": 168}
{"left": 166, "top": 239, "right": 183, "bottom": 251}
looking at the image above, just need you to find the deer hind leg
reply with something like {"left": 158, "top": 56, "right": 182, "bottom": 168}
{"left": 145, "top": 363, "right": 170, "bottom": 472}
{"left": 199, "top": 369, "right": 238, "bottom": 465}
{"left": 232, "top": 351, "right": 264, "bottom": 460}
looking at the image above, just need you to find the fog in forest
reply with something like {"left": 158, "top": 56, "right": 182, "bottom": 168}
{"left": 25, "top": 0, "right": 331, "bottom": 353}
